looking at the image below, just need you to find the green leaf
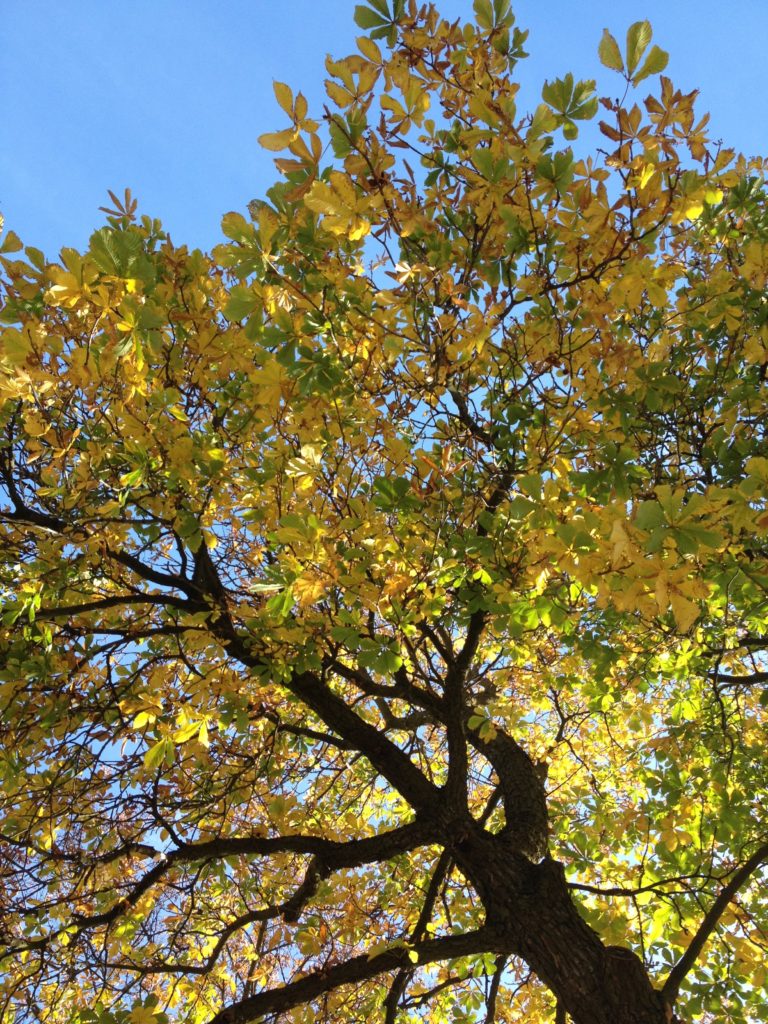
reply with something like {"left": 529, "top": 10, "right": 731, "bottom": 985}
{"left": 542, "top": 74, "right": 596, "bottom": 124}
{"left": 542, "top": 73, "right": 574, "bottom": 115}
{"left": 598, "top": 28, "right": 624, "bottom": 72}
{"left": 632, "top": 44, "right": 669, "bottom": 84}
{"left": 358, "top": 644, "right": 403, "bottom": 675}
{"left": 473, "top": 0, "right": 494, "bottom": 30}
{"left": 536, "top": 150, "right": 574, "bottom": 192}
{"left": 329, "top": 118, "right": 352, "bottom": 158}
{"left": 225, "top": 286, "right": 260, "bottom": 321}
{"left": 493, "top": 0, "right": 512, "bottom": 22}
{"left": 570, "top": 79, "right": 598, "bottom": 120}
{"left": 354, "top": 5, "right": 389, "bottom": 29}
{"left": 372, "top": 475, "right": 417, "bottom": 511}
{"left": 635, "top": 500, "right": 666, "bottom": 531}
{"left": 144, "top": 739, "right": 169, "bottom": 772}
{"left": 89, "top": 226, "right": 148, "bottom": 280}
{"left": 626, "top": 20, "right": 652, "bottom": 76}
{"left": 679, "top": 525, "right": 722, "bottom": 549}
{"left": 119, "top": 467, "right": 145, "bottom": 488}
{"left": 266, "top": 587, "right": 294, "bottom": 619}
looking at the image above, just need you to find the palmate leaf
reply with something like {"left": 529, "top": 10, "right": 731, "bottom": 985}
{"left": 599, "top": 22, "right": 668, "bottom": 85}
{"left": 541, "top": 73, "right": 597, "bottom": 136}
{"left": 354, "top": 0, "right": 403, "bottom": 42}
{"left": 353, "top": 4, "right": 389, "bottom": 30}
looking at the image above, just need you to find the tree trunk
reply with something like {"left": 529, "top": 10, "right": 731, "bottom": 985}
{"left": 453, "top": 832, "right": 672, "bottom": 1024}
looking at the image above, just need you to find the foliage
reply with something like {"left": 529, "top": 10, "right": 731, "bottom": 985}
{"left": 2, "top": 3, "right": 768, "bottom": 1023}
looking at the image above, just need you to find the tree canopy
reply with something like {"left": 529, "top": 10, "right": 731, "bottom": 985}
{"left": 1, "top": 3, "right": 767, "bottom": 1023}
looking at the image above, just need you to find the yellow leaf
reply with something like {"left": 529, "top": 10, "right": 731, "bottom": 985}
{"left": 533, "top": 567, "right": 550, "bottom": 595}
{"left": 609, "top": 519, "right": 631, "bottom": 567}
{"left": 294, "top": 91, "right": 308, "bottom": 122}
{"left": 380, "top": 94, "right": 408, "bottom": 121}
{"left": 294, "top": 575, "right": 326, "bottom": 607}
{"left": 23, "top": 411, "right": 49, "bottom": 437}
{"left": 347, "top": 218, "right": 371, "bottom": 241}
{"left": 0, "top": 229, "right": 23, "bottom": 254}
{"left": 638, "top": 163, "right": 655, "bottom": 189}
{"left": 684, "top": 201, "right": 704, "bottom": 221}
{"left": 130, "top": 1008, "right": 160, "bottom": 1024}
{"left": 305, "top": 174, "right": 376, "bottom": 241}
{"left": 304, "top": 180, "right": 339, "bottom": 217}
{"left": 0, "top": 328, "right": 31, "bottom": 366}
{"left": 670, "top": 592, "right": 699, "bottom": 632}
{"left": 258, "top": 129, "right": 297, "bottom": 151}
{"left": 655, "top": 572, "right": 669, "bottom": 613}
{"left": 357, "top": 36, "right": 382, "bottom": 63}
{"left": 46, "top": 272, "right": 84, "bottom": 307}
{"left": 325, "top": 80, "right": 353, "bottom": 108}
{"left": 273, "top": 80, "right": 294, "bottom": 116}
{"left": 174, "top": 715, "right": 202, "bottom": 743}
{"left": 198, "top": 721, "right": 210, "bottom": 748}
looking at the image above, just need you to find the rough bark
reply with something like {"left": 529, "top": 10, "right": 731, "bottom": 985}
{"left": 451, "top": 830, "right": 672, "bottom": 1024}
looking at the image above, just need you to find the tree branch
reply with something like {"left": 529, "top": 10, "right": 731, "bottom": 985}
{"left": 207, "top": 929, "right": 499, "bottom": 1024}
{"left": 443, "top": 609, "right": 486, "bottom": 806}
{"left": 485, "top": 954, "right": 507, "bottom": 1024}
{"left": 38, "top": 593, "right": 193, "bottom": 617}
{"left": 224, "top": 636, "right": 441, "bottom": 812}
{"left": 710, "top": 670, "right": 768, "bottom": 687}
{"left": 288, "top": 669, "right": 441, "bottom": 810}
{"left": 468, "top": 727, "right": 549, "bottom": 860}
{"left": 0, "top": 822, "right": 437, "bottom": 962}
{"left": 661, "top": 843, "right": 768, "bottom": 1003}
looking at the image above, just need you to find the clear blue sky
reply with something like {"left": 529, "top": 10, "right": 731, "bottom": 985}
{"left": 2, "top": 1, "right": 765, "bottom": 256}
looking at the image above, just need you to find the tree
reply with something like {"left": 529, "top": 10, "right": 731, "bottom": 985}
{"left": 1, "top": 2, "right": 767, "bottom": 1022}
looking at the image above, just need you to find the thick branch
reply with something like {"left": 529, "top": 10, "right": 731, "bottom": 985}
{"left": 443, "top": 609, "right": 486, "bottom": 806}
{"left": 288, "top": 669, "right": 440, "bottom": 810}
{"left": 468, "top": 727, "right": 548, "bottom": 860}
{"left": 173, "top": 820, "right": 436, "bottom": 871}
{"left": 710, "top": 670, "right": 768, "bottom": 687}
{"left": 207, "top": 929, "right": 498, "bottom": 1024}
{"left": 225, "top": 636, "right": 441, "bottom": 812}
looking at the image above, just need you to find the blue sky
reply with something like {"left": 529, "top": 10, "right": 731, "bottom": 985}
{"left": 2, "top": 1, "right": 765, "bottom": 256}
